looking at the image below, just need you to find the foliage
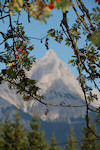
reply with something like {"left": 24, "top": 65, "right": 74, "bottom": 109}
{"left": 80, "top": 116, "right": 100, "bottom": 150}
{"left": 0, "top": 17, "right": 41, "bottom": 101}
{"left": 49, "top": 133, "right": 60, "bottom": 150}
{"left": 64, "top": 126, "right": 78, "bottom": 150}
{"left": 11, "top": 110, "right": 29, "bottom": 150}
{"left": 5, "top": 0, "right": 74, "bottom": 24}
{"left": 0, "top": 111, "right": 100, "bottom": 149}
{"left": 0, "top": 111, "right": 29, "bottom": 150}
{"left": 27, "top": 112, "right": 48, "bottom": 150}
{"left": 0, "top": 114, "right": 14, "bottom": 150}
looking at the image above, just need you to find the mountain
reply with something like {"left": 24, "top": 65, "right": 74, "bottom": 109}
{"left": 0, "top": 49, "right": 100, "bottom": 146}
{"left": 0, "top": 96, "right": 32, "bottom": 128}
{"left": 0, "top": 49, "right": 99, "bottom": 123}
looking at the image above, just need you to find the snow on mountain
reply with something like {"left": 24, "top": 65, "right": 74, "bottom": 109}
{"left": 27, "top": 49, "right": 84, "bottom": 97}
{"left": 0, "top": 82, "right": 27, "bottom": 112}
{"left": 0, "top": 49, "right": 100, "bottom": 121}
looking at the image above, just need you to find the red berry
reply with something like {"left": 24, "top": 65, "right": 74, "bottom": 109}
{"left": 17, "top": 49, "right": 25, "bottom": 55}
{"left": 96, "top": 0, "right": 100, "bottom": 2}
{"left": 15, "top": 54, "right": 19, "bottom": 59}
{"left": 12, "top": 64, "right": 16, "bottom": 68}
{"left": 56, "top": 0, "right": 59, "bottom": 2}
{"left": 16, "top": 45, "right": 20, "bottom": 49}
{"left": 21, "top": 52, "right": 25, "bottom": 54}
{"left": 16, "top": 46, "right": 18, "bottom": 49}
{"left": 46, "top": 3, "right": 54, "bottom": 9}
{"left": 17, "top": 49, "right": 21, "bottom": 53}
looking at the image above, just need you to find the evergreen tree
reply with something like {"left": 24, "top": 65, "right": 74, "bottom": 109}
{"left": 0, "top": 135, "right": 3, "bottom": 150}
{"left": 0, "top": 123, "right": 5, "bottom": 149}
{"left": 64, "top": 126, "right": 78, "bottom": 150}
{"left": 27, "top": 113, "right": 48, "bottom": 150}
{"left": 49, "top": 133, "right": 60, "bottom": 150}
{"left": 0, "top": 110, "right": 29, "bottom": 150}
{"left": 80, "top": 116, "right": 100, "bottom": 150}
{"left": 0, "top": 114, "right": 14, "bottom": 150}
{"left": 11, "top": 109, "right": 29, "bottom": 150}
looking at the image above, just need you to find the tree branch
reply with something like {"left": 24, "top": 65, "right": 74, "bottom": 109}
{"left": 76, "top": 0, "right": 95, "bottom": 31}
{"left": 0, "top": 14, "right": 9, "bottom": 20}
{"left": 61, "top": 10, "right": 99, "bottom": 139}
{"left": 72, "top": 4, "right": 92, "bottom": 34}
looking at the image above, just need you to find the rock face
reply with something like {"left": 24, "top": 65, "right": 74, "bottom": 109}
{"left": 0, "top": 49, "right": 99, "bottom": 122}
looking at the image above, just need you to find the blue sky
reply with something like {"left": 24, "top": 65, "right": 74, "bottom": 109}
{"left": 22, "top": 0, "right": 97, "bottom": 77}
{"left": 0, "top": 0, "right": 98, "bottom": 79}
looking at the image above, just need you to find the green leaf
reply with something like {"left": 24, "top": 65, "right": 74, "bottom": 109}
{"left": 92, "top": 8, "right": 96, "bottom": 12}
{"left": 43, "top": 7, "right": 51, "bottom": 18}
{"left": 88, "top": 26, "right": 100, "bottom": 47}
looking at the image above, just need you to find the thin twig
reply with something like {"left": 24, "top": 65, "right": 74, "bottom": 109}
{"left": 76, "top": 0, "right": 95, "bottom": 31}
{"left": 72, "top": 5, "right": 92, "bottom": 34}
{"left": 35, "top": 98, "right": 87, "bottom": 108}
{"left": 89, "top": 107, "right": 100, "bottom": 113}
{"left": 29, "top": 36, "right": 46, "bottom": 41}
{"left": 0, "top": 14, "right": 9, "bottom": 20}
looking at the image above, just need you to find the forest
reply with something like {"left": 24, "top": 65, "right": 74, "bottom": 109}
{"left": 0, "top": 110, "right": 100, "bottom": 150}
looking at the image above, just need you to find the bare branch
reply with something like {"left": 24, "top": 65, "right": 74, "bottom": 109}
{"left": 72, "top": 4, "right": 92, "bottom": 34}
{"left": 88, "top": 107, "right": 100, "bottom": 113}
{"left": 35, "top": 97, "right": 87, "bottom": 108}
{"left": 76, "top": 0, "right": 95, "bottom": 31}
{"left": 0, "top": 14, "right": 9, "bottom": 20}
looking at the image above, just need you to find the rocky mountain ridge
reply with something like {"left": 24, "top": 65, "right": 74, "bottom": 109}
{"left": 0, "top": 49, "right": 99, "bottom": 122}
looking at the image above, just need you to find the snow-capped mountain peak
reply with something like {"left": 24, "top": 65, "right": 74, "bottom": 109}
{"left": 0, "top": 49, "right": 99, "bottom": 121}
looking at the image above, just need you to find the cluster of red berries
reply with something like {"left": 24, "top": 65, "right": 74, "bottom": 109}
{"left": 11, "top": 46, "right": 25, "bottom": 68}
{"left": 15, "top": 46, "right": 25, "bottom": 60}
{"left": 46, "top": 0, "right": 59, "bottom": 10}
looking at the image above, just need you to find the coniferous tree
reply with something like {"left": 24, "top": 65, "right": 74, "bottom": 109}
{"left": 0, "top": 123, "right": 5, "bottom": 149}
{"left": 0, "top": 114, "right": 14, "bottom": 150}
{"left": 49, "top": 133, "right": 60, "bottom": 150}
{"left": 0, "top": 133, "right": 3, "bottom": 150}
{"left": 11, "top": 109, "right": 29, "bottom": 150}
{"left": 0, "top": 110, "right": 29, "bottom": 150}
{"left": 64, "top": 126, "right": 78, "bottom": 150}
{"left": 80, "top": 116, "right": 100, "bottom": 150}
{"left": 27, "top": 113, "right": 48, "bottom": 150}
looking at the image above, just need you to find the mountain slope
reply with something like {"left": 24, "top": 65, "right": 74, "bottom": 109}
{"left": 27, "top": 49, "right": 84, "bottom": 97}
{"left": 0, "top": 96, "right": 31, "bottom": 128}
{"left": 0, "top": 49, "right": 99, "bottom": 122}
